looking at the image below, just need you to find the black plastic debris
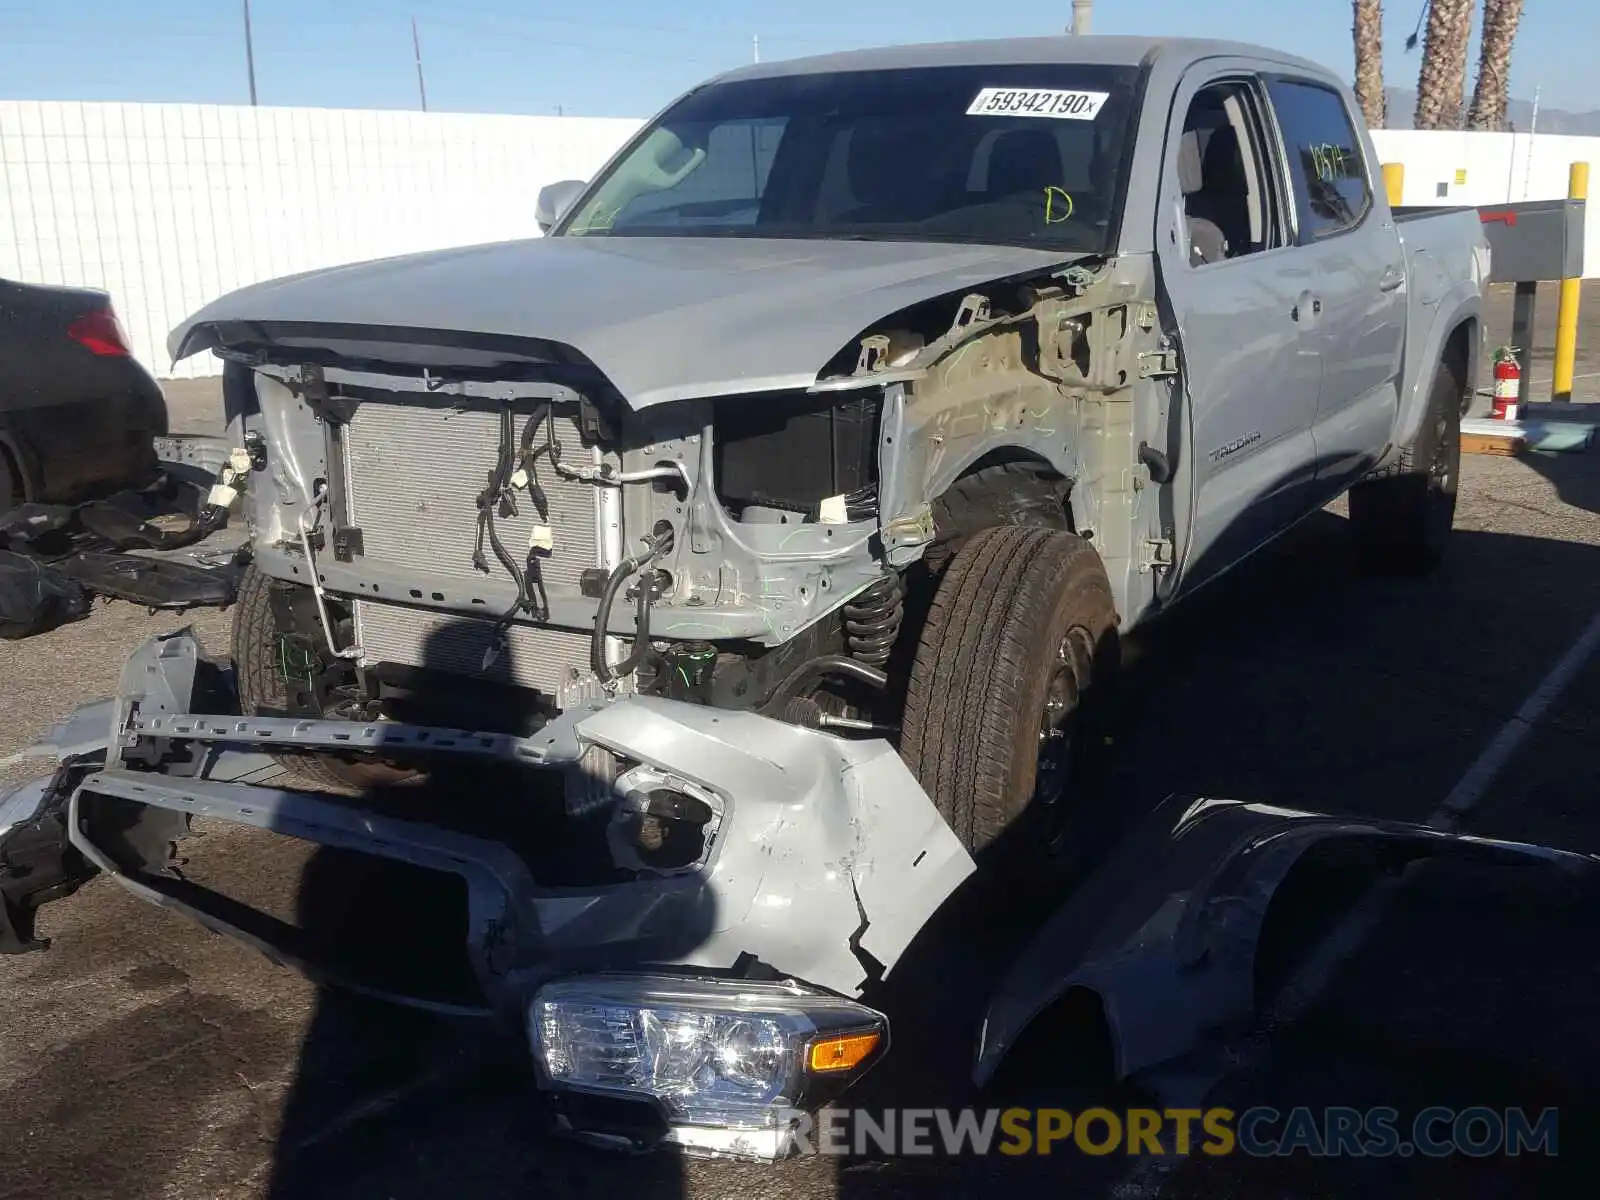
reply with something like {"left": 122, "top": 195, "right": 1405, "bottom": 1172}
{"left": 0, "top": 767, "right": 100, "bottom": 954}
{"left": 0, "top": 503, "right": 76, "bottom": 552}
{"left": 0, "top": 550, "right": 91, "bottom": 640}
{"left": 75, "top": 477, "right": 208, "bottom": 552}
{"left": 0, "top": 474, "right": 222, "bottom": 561}
{"left": 53, "top": 551, "right": 239, "bottom": 610}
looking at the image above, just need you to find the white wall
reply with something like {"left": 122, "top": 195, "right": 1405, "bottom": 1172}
{"left": 1, "top": 100, "right": 1596, "bottom": 379}
{"left": 0, "top": 101, "right": 641, "bottom": 377}
{"left": 1370, "top": 128, "right": 1600, "bottom": 277}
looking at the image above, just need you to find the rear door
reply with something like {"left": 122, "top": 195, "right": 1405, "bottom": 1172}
{"left": 1156, "top": 66, "right": 1322, "bottom": 595}
{"left": 1261, "top": 77, "right": 1407, "bottom": 498}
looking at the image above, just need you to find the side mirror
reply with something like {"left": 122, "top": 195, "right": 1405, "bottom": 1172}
{"left": 536, "top": 179, "right": 587, "bottom": 233}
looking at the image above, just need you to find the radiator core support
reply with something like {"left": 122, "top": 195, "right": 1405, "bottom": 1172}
{"left": 332, "top": 395, "right": 621, "bottom": 703}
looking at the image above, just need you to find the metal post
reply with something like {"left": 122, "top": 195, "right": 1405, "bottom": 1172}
{"left": 1552, "top": 161, "right": 1588, "bottom": 401}
{"left": 1070, "top": 0, "right": 1092, "bottom": 35}
{"left": 1512, "top": 282, "right": 1538, "bottom": 412}
{"left": 243, "top": 0, "right": 258, "bottom": 106}
{"left": 412, "top": 15, "right": 432, "bottom": 113}
{"left": 1382, "top": 162, "right": 1405, "bottom": 208}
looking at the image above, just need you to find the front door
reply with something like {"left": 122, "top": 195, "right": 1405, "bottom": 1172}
{"left": 1156, "top": 67, "right": 1322, "bottom": 596}
{"left": 1262, "top": 76, "right": 1407, "bottom": 498}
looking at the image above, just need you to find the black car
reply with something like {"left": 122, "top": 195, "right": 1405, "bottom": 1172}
{"left": 1, "top": 277, "right": 169, "bottom": 516}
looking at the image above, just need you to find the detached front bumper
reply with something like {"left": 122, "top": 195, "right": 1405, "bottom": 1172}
{"left": 2, "top": 629, "right": 973, "bottom": 1156}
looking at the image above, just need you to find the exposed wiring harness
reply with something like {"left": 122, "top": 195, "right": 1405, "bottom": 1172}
{"left": 469, "top": 402, "right": 686, "bottom": 679}
{"left": 473, "top": 403, "right": 562, "bottom": 665}
{"left": 592, "top": 526, "right": 675, "bottom": 685}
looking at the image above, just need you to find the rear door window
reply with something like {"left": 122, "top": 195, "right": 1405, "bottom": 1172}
{"left": 1264, "top": 79, "right": 1371, "bottom": 241}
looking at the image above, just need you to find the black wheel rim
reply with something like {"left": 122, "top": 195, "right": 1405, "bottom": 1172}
{"left": 1423, "top": 396, "right": 1461, "bottom": 550}
{"left": 1430, "top": 404, "right": 1459, "bottom": 496}
{"left": 1034, "top": 624, "right": 1097, "bottom": 848}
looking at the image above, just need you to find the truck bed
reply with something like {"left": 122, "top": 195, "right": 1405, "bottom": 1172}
{"left": 1392, "top": 206, "right": 1491, "bottom": 413}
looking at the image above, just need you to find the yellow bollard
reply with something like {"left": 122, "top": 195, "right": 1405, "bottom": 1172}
{"left": 1382, "top": 162, "right": 1405, "bottom": 209}
{"left": 1552, "top": 161, "right": 1589, "bottom": 401}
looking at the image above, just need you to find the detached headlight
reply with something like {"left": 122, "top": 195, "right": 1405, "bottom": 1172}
{"left": 530, "top": 973, "right": 886, "bottom": 1153}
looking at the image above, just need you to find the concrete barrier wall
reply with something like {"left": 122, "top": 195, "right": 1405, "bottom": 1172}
{"left": 2, "top": 99, "right": 1596, "bottom": 379}
{"left": 0, "top": 101, "right": 642, "bottom": 377}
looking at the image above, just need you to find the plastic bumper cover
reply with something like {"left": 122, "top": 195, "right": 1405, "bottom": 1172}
{"left": 29, "top": 630, "right": 974, "bottom": 1013}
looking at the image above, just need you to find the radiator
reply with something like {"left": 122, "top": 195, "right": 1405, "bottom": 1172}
{"left": 355, "top": 602, "right": 594, "bottom": 697}
{"left": 341, "top": 398, "right": 610, "bottom": 698}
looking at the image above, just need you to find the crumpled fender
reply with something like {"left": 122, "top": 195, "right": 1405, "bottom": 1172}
{"left": 974, "top": 795, "right": 1600, "bottom": 1099}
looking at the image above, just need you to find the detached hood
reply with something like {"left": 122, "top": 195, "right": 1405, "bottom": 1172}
{"left": 168, "top": 236, "right": 1079, "bottom": 409}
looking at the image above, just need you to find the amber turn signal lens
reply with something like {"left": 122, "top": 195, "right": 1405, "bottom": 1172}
{"left": 808, "top": 1030, "right": 881, "bottom": 1073}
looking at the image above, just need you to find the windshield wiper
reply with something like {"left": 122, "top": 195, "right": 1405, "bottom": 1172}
{"left": 594, "top": 226, "right": 1100, "bottom": 252}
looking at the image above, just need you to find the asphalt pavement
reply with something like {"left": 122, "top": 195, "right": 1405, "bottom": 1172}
{"left": 3, "top": 292, "right": 1600, "bottom": 1199}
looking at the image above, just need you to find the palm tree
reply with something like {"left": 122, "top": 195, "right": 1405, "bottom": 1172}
{"left": 1353, "top": 0, "right": 1388, "bottom": 127}
{"left": 1467, "top": 0, "right": 1525, "bottom": 129}
{"left": 1414, "top": 0, "right": 1476, "bottom": 129}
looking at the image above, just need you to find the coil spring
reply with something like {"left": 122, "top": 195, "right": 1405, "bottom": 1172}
{"left": 843, "top": 571, "right": 904, "bottom": 668}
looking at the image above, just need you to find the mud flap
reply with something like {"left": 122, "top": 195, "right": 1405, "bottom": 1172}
{"left": 974, "top": 796, "right": 1600, "bottom": 1102}
{"left": 52, "top": 551, "right": 238, "bottom": 609}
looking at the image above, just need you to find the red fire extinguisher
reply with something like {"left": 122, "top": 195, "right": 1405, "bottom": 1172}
{"left": 1491, "top": 346, "right": 1522, "bottom": 421}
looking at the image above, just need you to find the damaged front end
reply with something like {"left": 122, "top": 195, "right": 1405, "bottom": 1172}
{"left": 0, "top": 628, "right": 972, "bottom": 1156}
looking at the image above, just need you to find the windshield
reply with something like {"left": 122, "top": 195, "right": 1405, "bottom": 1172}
{"left": 558, "top": 63, "right": 1143, "bottom": 253}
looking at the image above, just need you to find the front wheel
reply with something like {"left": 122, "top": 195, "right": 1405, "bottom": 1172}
{"left": 1348, "top": 358, "right": 1462, "bottom": 575}
{"left": 898, "top": 526, "right": 1119, "bottom": 873}
{"left": 232, "top": 565, "right": 413, "bottom": 792}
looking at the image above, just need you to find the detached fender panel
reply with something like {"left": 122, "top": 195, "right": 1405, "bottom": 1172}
{"left": 974, "top": 795, "right": 1599, "bottom": 1101}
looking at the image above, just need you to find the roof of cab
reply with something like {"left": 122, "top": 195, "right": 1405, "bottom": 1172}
{"left": 712, "top": 35, "right": 1337, "bottom": 86}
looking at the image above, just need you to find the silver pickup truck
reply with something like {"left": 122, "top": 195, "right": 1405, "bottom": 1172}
{"left": 2, "top": 35, "right": 1488, "bottom": 1158}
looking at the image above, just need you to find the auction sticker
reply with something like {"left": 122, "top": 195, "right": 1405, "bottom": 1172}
{"left": 967, "top": 87, "right": 1110, "bottom": 120}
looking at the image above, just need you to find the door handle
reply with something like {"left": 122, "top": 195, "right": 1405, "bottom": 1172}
{"left": 1379, "top": 267, "right": 1405, "bottom": 292}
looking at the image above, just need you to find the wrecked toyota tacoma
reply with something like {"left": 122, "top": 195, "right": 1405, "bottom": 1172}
{"left": 2, "top": 36, "right": 1490, "bottom": 1158}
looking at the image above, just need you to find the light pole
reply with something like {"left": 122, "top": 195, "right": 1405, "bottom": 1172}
{"left": 243, "top": 0, "right": 258, "bottom": 105}
{"left": 412, "top": 15, "right": 429, "bottom": 111}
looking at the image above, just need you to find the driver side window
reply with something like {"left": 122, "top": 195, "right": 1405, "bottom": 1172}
{"left": 1177, "top": 81, "right": 1285, "bottom": 267}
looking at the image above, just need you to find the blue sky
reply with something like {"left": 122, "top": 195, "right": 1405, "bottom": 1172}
{"left": 0, "top": 0, "right": 1595, "bottom": 117}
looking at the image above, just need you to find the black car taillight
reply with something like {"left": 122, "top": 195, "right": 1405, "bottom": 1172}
{"left": 67, "top": 306, "right": 131, "bottom": 357}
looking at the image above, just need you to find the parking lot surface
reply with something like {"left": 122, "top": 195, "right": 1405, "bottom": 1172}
{"left": 4, "top": 289, "right": 1600, "bottom": 1198}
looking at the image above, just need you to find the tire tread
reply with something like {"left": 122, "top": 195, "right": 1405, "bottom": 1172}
{"left": 901, "top": 525, "right": 1115, "bottom": 852}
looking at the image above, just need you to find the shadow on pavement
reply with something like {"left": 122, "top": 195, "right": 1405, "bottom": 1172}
{"left": 829, "top": 510, "right": 1600, "bottom": 1196}
{"left": 262, "top": 618, "right": 701, "bottom": 1199}
{"left": 1520, "top": 445, "right": 1600, "bottom": 516}
{"left": 254, "top": 506, "right": 1600, "bottom": 1198}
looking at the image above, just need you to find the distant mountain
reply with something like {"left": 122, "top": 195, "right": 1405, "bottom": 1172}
{"left": 1379, "top": 87, "right": 1600, "bottom": 134}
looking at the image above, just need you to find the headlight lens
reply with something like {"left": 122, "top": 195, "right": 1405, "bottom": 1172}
{"left": 531, "top": 973, "right": 886, "bottom": 1131}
